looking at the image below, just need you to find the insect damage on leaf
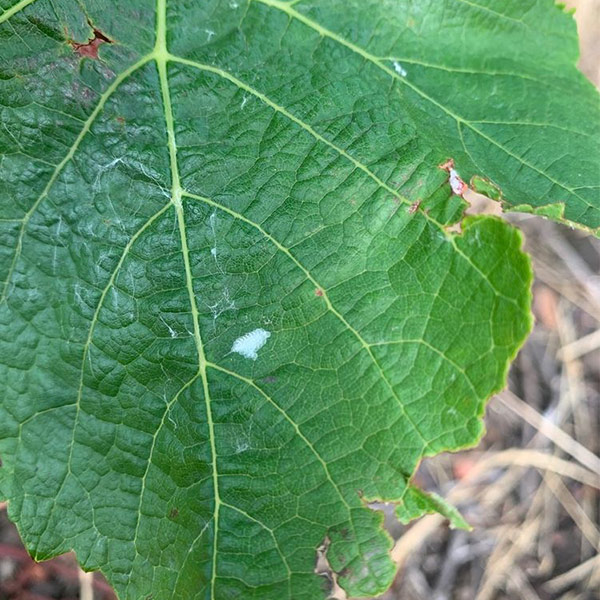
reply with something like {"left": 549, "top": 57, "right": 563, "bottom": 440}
{"left": 439, "top": 159, "right": 468, "bottom": 197}
{"left": 392, "top": 61, "right": 407, "bottom": 77}
{"left": 314, "top": 536, "right": 347, "bottom": 600}
{"left": 68, "top": 21, "right": 113, "bottom": 60}
{"left": 408, "top": 199, "right": 421, "bottom": 214}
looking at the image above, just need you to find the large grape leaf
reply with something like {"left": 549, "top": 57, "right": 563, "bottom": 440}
{"left": 0, "top": 0, "right": 597, "bottom": 598}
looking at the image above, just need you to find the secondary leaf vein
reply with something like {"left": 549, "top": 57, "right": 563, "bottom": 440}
{"left": 0, "top": 54, "right": 152, "bottom": 303}
{"left": 252, "top": 0, "right": 595, "bottom": 213}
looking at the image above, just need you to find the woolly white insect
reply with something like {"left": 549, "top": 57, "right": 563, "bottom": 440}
{"left": 439, "top": 158, "right": 468, "bottom": 197}
{"left": 392, "top": 61, "right": 407, "bottom": 77}
{"left": 230, "top": 328, "right": 271, "bottom": 360}
{"left": 449, "top": 168, "right": 464, "bottom": 196}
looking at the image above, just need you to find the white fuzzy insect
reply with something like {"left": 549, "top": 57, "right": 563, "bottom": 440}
{"left": 392, "top": 61, "right": 407, "bottom": 77}
{"left": 230, "top": 328, "right": 271, "bottom": 360}
{"left": 449, "top": 168, "right": 466, "bottom": 196}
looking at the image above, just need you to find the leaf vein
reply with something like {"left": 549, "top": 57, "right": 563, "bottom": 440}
{"left": 252, "top": 0, "right": 596, "bottom": 215}
{"left": 0, "top": 54, "right": 152, "bottom": 303}
{"left": 155, "top": 1, "right": 221, "bottom": 595}
{"left": 38, "top": 201, "right": 172, "bottom": 545}
{"left": 182, "top": 190, "right": 430, "bottom": 448}
{"left": 0, "top": 0, "right": 37, "bottom": 25}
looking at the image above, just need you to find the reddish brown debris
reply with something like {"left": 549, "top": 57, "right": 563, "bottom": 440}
{"left": 408, "top": 199, "right": 421, "bottom": 214}
{"left": 438, "top": 158, "right": 455, "bottom": 171}
{"left": 69, "top": 26, "right": 113, "bottom": 60}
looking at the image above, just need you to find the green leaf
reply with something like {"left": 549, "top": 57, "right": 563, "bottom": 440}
{"left": 0, "top": 0, "right": 595, "bottom": 598}
{"left": 395, "top": 485, "right": 471, "bottom": 531}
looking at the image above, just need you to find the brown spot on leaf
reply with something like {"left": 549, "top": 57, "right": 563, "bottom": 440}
{"left": 68, "top": 22, "right": 113, "bottom": 60}
{"left": 315, "top": 536, "right": 331, "bottom": 574}
{"left": 408, "top": 199, "right": 421, "bottom": 214}
{"left": 439, "top": 158, "right": 455, "bottom": 171}
{"left": 169, "top": 508, "right": 179, "bottom": 519}
{"left": 315, "top": 288, "right": 324, "bottom": 297}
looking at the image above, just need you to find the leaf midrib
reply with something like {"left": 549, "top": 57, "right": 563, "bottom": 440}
{"left": 154, "top": 0, "right": 223, "bottom": 595}
{"left": 0, "top": 0, "right": 36, "bottom": 24}
{"left": 1, "top": 4, "right": 412, "bottom": 589}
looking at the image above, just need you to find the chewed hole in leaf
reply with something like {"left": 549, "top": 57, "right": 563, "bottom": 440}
{"left": 68, "top": 21, "right": 113, "bottom": 59}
